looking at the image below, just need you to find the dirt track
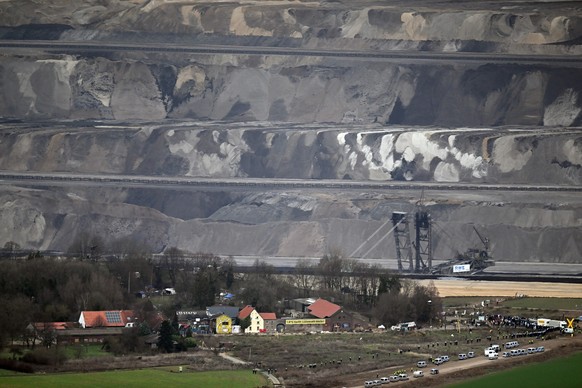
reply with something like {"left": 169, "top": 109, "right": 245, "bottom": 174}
{"left": 341, "top": 336, "right": 582, "bottom": 388}
{"left": 418, "top": 280, "right": 582, "bottom": 298}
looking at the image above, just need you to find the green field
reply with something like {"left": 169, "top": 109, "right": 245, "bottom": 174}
{"left": 0, "top": 368, "right": 268, "bottom": 388}
{"left": 449, "top": 351, "right": 582, "bottom": 388}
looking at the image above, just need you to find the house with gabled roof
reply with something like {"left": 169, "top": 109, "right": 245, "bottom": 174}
{"left": 78, "top": 310, "right": 135, "bottom": 328}
{"left": 306, "top": 298, "right": 371, "bottom": 332}
{"left": 239, "top": 306, "right": 277, "bottom": 333}
{"left": 307, "top": 298, "right": 341, "bottom": 319}
{"left": 238, "top": 305, "right": 254, "bottom": 320}
{"left": 207, "top": 305, "right": 240, "bottom": 320}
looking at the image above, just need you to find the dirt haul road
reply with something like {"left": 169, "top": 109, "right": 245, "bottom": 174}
{"left": 418, "top": 279, "right": 582, "bottom": 298}
{"left": 342, "top": 336, "right": 582, "bottom": 388}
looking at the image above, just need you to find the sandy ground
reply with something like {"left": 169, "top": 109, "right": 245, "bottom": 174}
{"left": 418, "top": 279, "right": 582, "bottom": 298}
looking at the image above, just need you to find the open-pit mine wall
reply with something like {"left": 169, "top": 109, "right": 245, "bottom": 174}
{"left": 1, "top": 1, "right": 581, "bottom": 267}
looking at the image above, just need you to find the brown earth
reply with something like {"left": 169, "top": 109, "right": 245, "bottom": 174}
{"left": 419, "top": 280, "right": 582, "bottom": 298}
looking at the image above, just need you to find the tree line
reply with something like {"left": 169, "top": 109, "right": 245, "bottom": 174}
{"left": 0, "top": 244, "right": 442, "bottom": 351}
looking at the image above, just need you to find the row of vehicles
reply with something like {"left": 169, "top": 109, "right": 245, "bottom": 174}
{"left": 502, "top": 346, "right": 544, "bottom": 358}
{"left": 364, "top": 368, "right": 439, "bottom": 386}
{"left": 363, "top": 341, "right": 545, "bottom": 386}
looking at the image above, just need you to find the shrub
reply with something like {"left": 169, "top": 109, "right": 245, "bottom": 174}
{"left": 183, "top": 337, "right": 198, "bottom": 349}
{"left": 21, "top": 347, "right": 67, "bottom": 365}
{"left": 0, "top": 358, "right": 35, "bottom": 373}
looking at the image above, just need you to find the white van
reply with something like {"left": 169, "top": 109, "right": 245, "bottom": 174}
{"left": 413, "top": 370, "right": 424, "bottom": 378}
{"left": 458, "top": 353, "right": 467, "bottom": 360}
{"left": 433, "top": 357, "right": 443, "bottom": 365}
{"left": 488, "top": 352, "right": 498, "bottom": 360}
{"left": 398, "top": 373, "right": 409, "bottom": 381}
{"left": 441, "top": 355, "right": 450, "bottom": 362}
{"left": 380, "top": 377, "right": 390, "bottom": 384}
{"left": 417, "top": 361, "right": 427, "bottom": 368}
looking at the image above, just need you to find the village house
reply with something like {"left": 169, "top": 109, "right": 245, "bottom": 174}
{"left": 307, "top": 298, "right": 370, "bottom": 332}
{"left": 176, "top": 310, "right": 211, "bottom": 335}
{"left": 215, "top": 314, "right": 233, "bottom": 334}
{"left": 238, "top": 305, "right": 277, "bottom": 333}
{"left": 78, "top": 310, "right": 135, "bottom": 328}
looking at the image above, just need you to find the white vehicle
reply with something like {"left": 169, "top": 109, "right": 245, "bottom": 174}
{"left": 458, "top": 353, "right": 467, "bottom": 360}
{"left": 441, "top": 355, "right": 450, "bottom": 362}
{"left": 380, "top": 377, "right": 390, "bottom": 384}
{"left": 488, "top": 352, "right": 498, "bottom": 360}
{"left": 390, "top": 375, "right": 400, "bottom": 382}
{"left": 502, "top": 352, "right": 510, "bottom": 358}
{"left": 417, "top": 361, "right": 427, "bottom": 368}
{"left": 433, "top": 357, "right": 443, "bottom": 365}
{"left": 398, "top": 373, "right": 409, "bottom": 381}
{"left": 537, "top": 318, "right": 567, "bottom": 329}
{"left": 536, "top": 346, "right": 545, "bottom": 352}
{"left": 484, "top": 347, "right": 498, "bottom": 356}
{"left": 391, "top": 321, "right": 417, "bottom": 331}
{"left": 467, "top": 351, "right": 475, "bottom": 358}
{"left": 510, "top": 349, "right": 519, "bottom": 356}
{"left": 430, "top": 368, "right": 439, "bottom": 375}
{"left": 413, "top": 370, "right": 424, "bottom": 378}
{"left": 527, "top": 347, "right": 536, "bottom": 354}
{"left": 364, "top": 381, "right": 375, "bottom": 387}
{"left": 505, "top": 341, "right": 519, "bottom": 349}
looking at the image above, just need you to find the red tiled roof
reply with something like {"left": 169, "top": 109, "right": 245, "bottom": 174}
{"left": 80, "top": 310, "right": 134, "bottom": 328}
{"left": 32, "top": 322, "right": 74, "bottom": 331}
{"left": 259, "top": 312, "right": 277, "bottom": 320}
{"left": 238, "top": 305, "right": 254, "bottom": 319}
{"left": 307, "top": 299, "right": 341, "bottom": 319}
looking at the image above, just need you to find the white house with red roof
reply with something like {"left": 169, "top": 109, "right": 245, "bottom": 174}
{"left": 78, "top": 310, "right": 135, "bottom": 328}
{"left": 238, "top": 306, "right": 277, "bottom": 333}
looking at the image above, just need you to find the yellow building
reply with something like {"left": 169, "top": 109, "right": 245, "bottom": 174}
{"left": 215, "top": 314, "right": 232, "bottom": 334}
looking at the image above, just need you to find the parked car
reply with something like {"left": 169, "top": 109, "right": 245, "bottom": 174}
{"left": 430, "top": 368, "right": 439, "bottom": 375}
{"left": 441, "top": 355, "right": 450, "bottom": 362}
{"left": 390, "top": 375, "right": 401, "bottom": 382}
{"left": 488, "top": 352, "right": 498, "bottom": 360}
{"left": 413, "top": 370, "right": 424, "bottom": 378}
{"left": 467, "top": 351, "right": 475, "bottom": 358}
{"left": 458, "top": 353, "right": 468, "bottom": 360}
{"left": 380, "top": 377, "right": 390, "bottom": 384}
{"left": 433, "top": 357, "right": 443, "bottom": 365}
{"left": 398, "top": 373, "right": 409, "bottom": 381}
{"left": 417, "top": 360, "right": 427, "bottom": 368}
{"left": 536, "top": 346, "right": 545, "bottom": 352}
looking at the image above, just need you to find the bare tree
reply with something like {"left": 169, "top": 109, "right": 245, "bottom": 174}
{"left": 293, "top": 259, "right": 316, "bottom": 297}
{"left": 317, "top": 253, "right": 344, "bottom": 291}
{"left": 162, "top": 247, "right": 186, "bottom": 287}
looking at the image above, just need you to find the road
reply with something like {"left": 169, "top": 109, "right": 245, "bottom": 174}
{"left": 1, "top": 171, "right": 580, "bottom": 193}
{"left": 2, "top": 40, "right": 582, "bottom": 67}
{"left": 342, "top": 336, "right": 579, "bottom": 388}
